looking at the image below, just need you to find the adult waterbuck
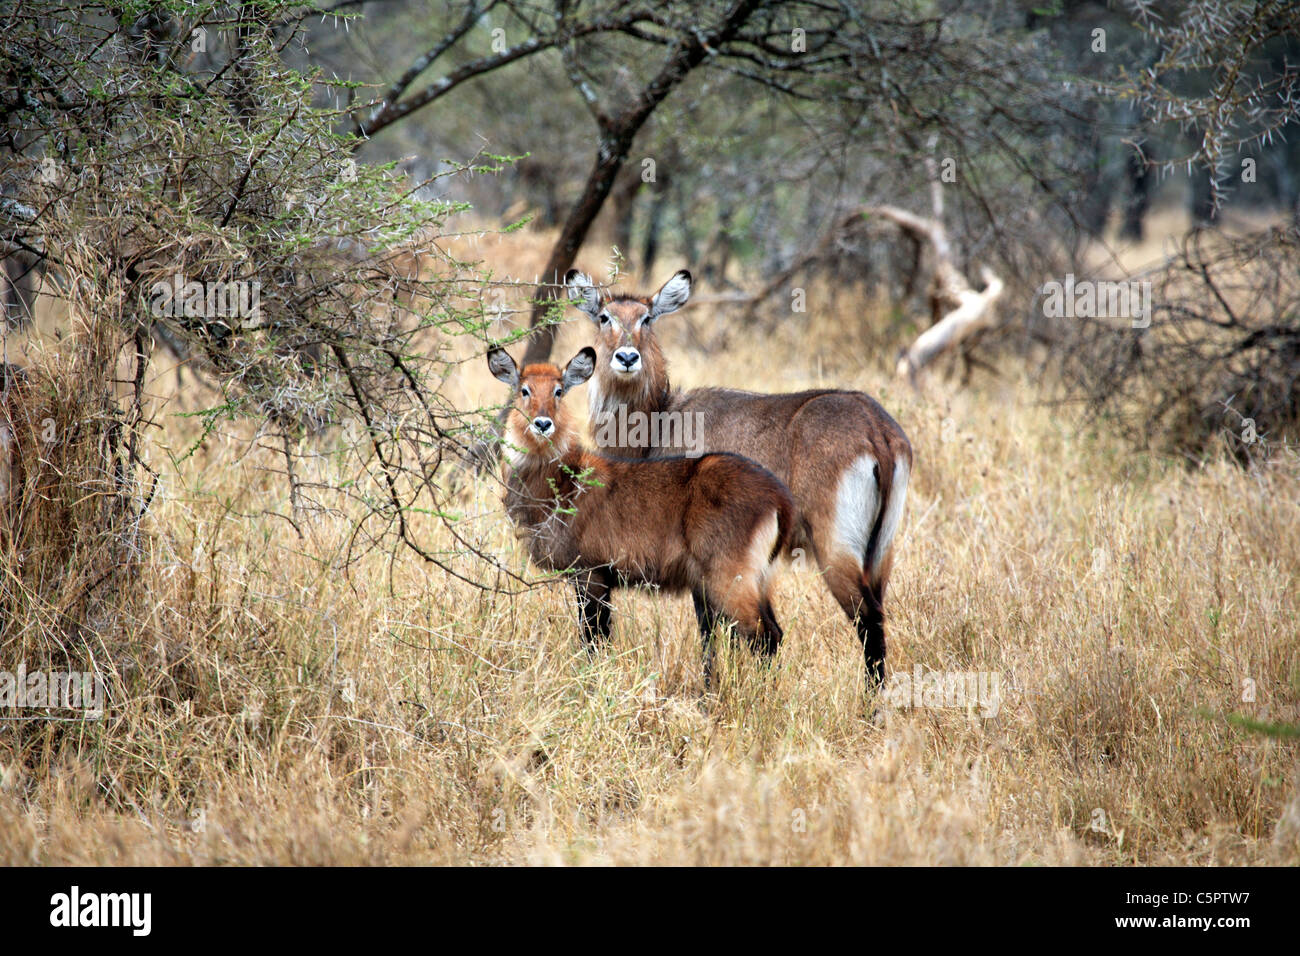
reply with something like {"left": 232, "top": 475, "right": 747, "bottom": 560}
{"left": 488, "top": 346, "right": 794, "bottom": 683}
{"left": 566, "top": 269, "right": 912, "bottom": 689}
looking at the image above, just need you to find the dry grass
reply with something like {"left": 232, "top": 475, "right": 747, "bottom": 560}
{"left": 0, "top": 224, "right": 1297, "bottom": 866}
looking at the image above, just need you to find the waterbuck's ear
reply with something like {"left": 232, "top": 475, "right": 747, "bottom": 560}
{"left": 561, "top": 347, "right": 596, "bottom": 391}
{"left": 648, "top": 269, "right": 692, "bottom": 319}
{"left": 487, "top": 348, "right": 519, "bottom": 390}
{"left": 565, "top": 269, "right": 602, "bottom": 320}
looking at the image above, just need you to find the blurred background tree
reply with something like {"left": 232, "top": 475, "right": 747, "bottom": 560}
{"left": 299, "top": 0, "right": 1298, "bottom": 449}
{"left": 304, "top": 1, "right": 1098, "bottom": 361}
{"left": 0, "top": 0, "right": 522, "bottom": 672}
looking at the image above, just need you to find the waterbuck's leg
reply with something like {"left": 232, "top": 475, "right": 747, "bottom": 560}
{"left": 692, "top": 587, "right": 721, "bottom": 688}
{"left": 754, "top": 600, "right": 784, "bottom": 659}
{"left": 860, "top": 550, "right": 895, "bottom": 689}
{"left": 575, "top": 568, "right": 614, "bottom": 651}
{"left": 823, "top": 559, "right": 886, "bottom": 690}
{"left": 858, "top": 582, "right": 886, "bottom": 688}
{"left": 703, "top": 566, "right": 778, "bottom": 679}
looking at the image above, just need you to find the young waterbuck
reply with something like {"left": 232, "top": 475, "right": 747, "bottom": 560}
{"left": 488, "top": 346, "right": 794, "bottom": 682}
{"left": 566, "top": 268, "right": 913, "bottom": 689}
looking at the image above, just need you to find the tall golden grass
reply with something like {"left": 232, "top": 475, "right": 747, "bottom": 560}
{"left": 0, "top": 222, "right": 1296, "bottom": 865}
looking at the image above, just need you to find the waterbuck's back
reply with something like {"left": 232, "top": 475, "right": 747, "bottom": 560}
{"left": 607, "top": 386, "right": 911, "bottom": 563}
{"left": 653, "top": 387, "right": 908, "bottom": 478}
{"left": 509, "top": 449, "right": 794, "bottom": 592}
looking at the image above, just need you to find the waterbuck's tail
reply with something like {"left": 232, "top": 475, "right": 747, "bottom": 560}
{"left": 862, "top": 455, "right": 910, "bottom": 589}
{"left": 773, "top": 482, "right": 799, "bottom": 563}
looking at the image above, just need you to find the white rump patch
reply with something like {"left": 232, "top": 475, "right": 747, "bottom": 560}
{"left": 869, "top": 457, "right": 910, "bottom": 575}
{"left": 832, "top": 453, "right": 879, "bottom": 564}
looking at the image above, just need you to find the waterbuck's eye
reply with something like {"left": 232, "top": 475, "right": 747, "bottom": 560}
{"left": 553, "top": 385, "right": 563, "bottom": 398}
{"left": 520, "top": 385, "right": 531, "bottom": 398}
{"left": 598, "top": 312, "right": 610, "bottom": 326}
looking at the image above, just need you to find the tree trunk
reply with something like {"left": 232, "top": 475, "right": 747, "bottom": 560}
{"left": 606, "top": 164, "right": 642, "bottom": 269}
{"left": 520, "top": 139, "right": 637, "bottom": 365}
{"left": 641, "top": 179, "right": 670, "bottom": 278}
{"left": 1121, "top": 146, "right": 1153, "bottom": 241}
{"left": 518, "top": 0, "right": 764, "bottom": 367}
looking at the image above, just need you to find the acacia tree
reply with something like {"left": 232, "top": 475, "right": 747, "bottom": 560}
{"left": 1056, "top": 0, "right": 1300, "bottom": 459}
{"left": 1111, "top": 0, "right": 1299, "bottom": 217}
{"left": 0, "top": 0, "right": 525, "bottom": 655}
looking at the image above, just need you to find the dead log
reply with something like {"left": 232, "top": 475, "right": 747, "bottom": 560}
{"left": 894, "top": 265, "right": 1003, "bottom": 382}
{"left": 865, "top": 200, "right": 1003, "bottom": 384}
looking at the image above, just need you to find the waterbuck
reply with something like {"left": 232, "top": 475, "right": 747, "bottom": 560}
{"left": 566, "top": 268, "right": 913, "bottom": 689}
{"left": 488, "top": 346, "right": 794, "bottom": 682}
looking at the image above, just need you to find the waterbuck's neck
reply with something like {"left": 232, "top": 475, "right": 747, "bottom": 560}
{"left": 510, "top": 444, "right": 573, "bottom": 492}
{"left": 504, "top": 441, "right": 606, "bottom": 572}
{"left": 589, "top": 356, "right": 675, "bottom": 423}
{"left": 506, "top": 438, "right": 598, "bottom": 515}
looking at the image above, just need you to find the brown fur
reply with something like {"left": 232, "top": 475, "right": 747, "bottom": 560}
{"left": 568, "top": 269, "right": 913, "bottom": 689}
{"left": 490, "top": 347, "right": 793, "bottom": 679}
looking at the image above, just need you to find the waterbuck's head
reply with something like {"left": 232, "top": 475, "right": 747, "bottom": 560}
{"left": 565, "top": 269, "right": 691, "bottom": 411}
{"left": 488, "top": 346, "right": 596, "bottom": 461}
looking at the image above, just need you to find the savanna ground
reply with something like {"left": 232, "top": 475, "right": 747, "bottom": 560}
{"left": 1, "top": 214, "right": 1297, "bottom": 867}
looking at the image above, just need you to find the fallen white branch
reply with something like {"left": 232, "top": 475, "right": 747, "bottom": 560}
{"left": 896, "top": 266, "right": 1004, "bottom": 382}
{"left": 866, "top": 198, "right": 1005, "bottom": 383}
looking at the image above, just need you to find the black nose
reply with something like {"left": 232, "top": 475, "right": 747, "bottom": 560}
{"left": 533, "top": 417, "right": 553, "bottom": 433}
{"left": 615, "top": 350, "right": 638, "bottom": 367}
